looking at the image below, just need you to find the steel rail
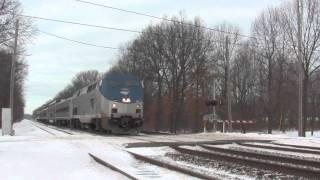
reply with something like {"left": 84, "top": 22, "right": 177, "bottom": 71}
{"left": 272, "top": 142, "right": 320, "bottom": 151}
{"left": 31, "top": 122, "right": 56, "bottom": 136}
{"left": 238, "top": 142, "right": 320, "bottom": 155}
{"left": 201, "top": 144, "right": 320, "bottom": 168}
{"left": 88, "top": 153, "right": 138, "bottom": 180}
{"left": 172, "top": 146, "right": 320, "bottom": 178}
{"left": 127, "top": 151, "right": 217, "bottom": 180}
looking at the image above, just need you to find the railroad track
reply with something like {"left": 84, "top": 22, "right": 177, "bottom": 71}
{"left": 200, "top": 144, "right": 320, "bottom": 168}
{"left": 140, "top": 130, "right": 173, "bottom": 135}
{"left": 238, "top": 142, "right": 320, "bottom": 155}
{"left": 272, "top": 142, "right": 320, "bottom": 151}
{"left": 31, "top": 122, "right": 57, "bottom": 136}
{"left": 44, "top": 124, "right": 74, "bottom": 135}
{"left": 35, "top": 122, "right": 74, "bottom": 135}
{"left": 125, "top": 138, "right": 271, "bottom": 148}
{"left": 89, "top": 153, "right": 138, "bottom": 180}
{"left": 172, "top": 145, "right": 320, "bottom": 178}
{"left": 127, "top": 151, "right": 216, "bottom": 180}
{"left": 90, "top": 151, "right": 208, "bottom": 179}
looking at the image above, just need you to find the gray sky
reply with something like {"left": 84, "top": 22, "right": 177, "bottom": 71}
{"left": 21, "top": 0, "right": 283, "bottom": 114}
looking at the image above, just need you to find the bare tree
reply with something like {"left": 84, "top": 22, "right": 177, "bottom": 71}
{"left": 116, "top": 14, "right": 215, "bottom": 133}
{"left": 210, "top": 23, "right": 240, "bottom": 121}
{"left": 0, "top": 0, "right": 35, "bottom": 125}
{"left": 252, "top": 7, "right": 281, "bottom": 133}
{"left": 231, "top": 42, "right": 257, "bottom": 120}
{"left": 55, "top": 70, "right": 101, "bottom": 100}
{"left": 281, "top": 0, "right": 320, "bottom": 134}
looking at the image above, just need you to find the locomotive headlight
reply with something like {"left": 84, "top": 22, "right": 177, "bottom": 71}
{"left": 136, "top": 104, "right": 140, "bottom": 108}
{"left": 112, "top": 103, "right": 116, "bottom": 108}
{"left": 122, "top": 97, "right": 131, "bottom": 103}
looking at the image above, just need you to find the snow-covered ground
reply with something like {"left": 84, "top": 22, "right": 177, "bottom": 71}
{"left": 0, "top": 120, "right": 129, "bottom": 180}
{"left": 1, "top": 119, "right": 320, "bottom": 179}
{"left": 219, "top": 130, "right": 320, "bottom": 148}
{"left": 0, "top": 120, "right": 197, "bottom": 180}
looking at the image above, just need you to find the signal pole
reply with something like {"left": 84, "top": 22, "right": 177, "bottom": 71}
{"left": 226, "top": 36, "right": 232, "bottom": 131}
{"left": 212, "top": 79, "right": 216, "bottom": 131}
{"left": 9, "top": 19, "right": 19, "bottom": 134}
{"left": 296, "top": 0, "right": 305, "bottom": 137}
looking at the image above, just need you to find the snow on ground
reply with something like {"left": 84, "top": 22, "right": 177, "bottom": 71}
{"left": 0, "top": 120, "right": 196, "bottom": 179}
{"left": 0, "top": 139, "right": 126, "bottom": 180}
{"left": 1, "top": 119, "right": 320, "bottom": 179}
{"left": 203, "top": 130, "right": 320, "bottom": 148}
{"left": 0, "top": 120, "right": 126, "bottom": 180}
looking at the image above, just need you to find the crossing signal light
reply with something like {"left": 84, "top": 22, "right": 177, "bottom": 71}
{"left": 205, "top": 100, "right": 217, "bottom": 106}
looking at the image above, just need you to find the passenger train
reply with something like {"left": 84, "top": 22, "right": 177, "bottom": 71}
{"left": 34, "top": 73, "right": 144, "bottom": 134}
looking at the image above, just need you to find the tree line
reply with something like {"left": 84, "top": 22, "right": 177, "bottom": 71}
{"left": 0, "top": 0, "right": 34, "bottom": 127}
{"left": 36, "top": 0, "right": 320, "bottom": 134}
{"left": 109, "top": 0, "right": 320, "bottom": 134}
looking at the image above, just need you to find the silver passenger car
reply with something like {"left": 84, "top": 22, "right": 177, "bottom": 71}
{"left": 35, "top": 73, "right": 144, "bottom": 134}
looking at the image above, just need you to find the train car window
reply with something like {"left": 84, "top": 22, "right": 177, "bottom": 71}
{"left": 73, "top": 107, "right": 78, "bottom": 115}
{"left": 90, "top": 98, "right": 95, "bottom": 109}
{"left": 56, "top": 107, "right": 69, "bottom": 113}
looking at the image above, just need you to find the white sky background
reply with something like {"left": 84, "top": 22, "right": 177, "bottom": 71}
{"left": 21, "top": 0, "right": 283, "bottom": 114}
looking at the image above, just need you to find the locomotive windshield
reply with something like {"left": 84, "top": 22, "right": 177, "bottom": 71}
{"left": 99, "top": 74, "right": 143, "bottom": 102}
{"left": 108, "top": 80, "right": 140, "bottom": 87}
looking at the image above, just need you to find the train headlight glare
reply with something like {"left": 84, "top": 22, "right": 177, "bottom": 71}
{"left": 122, "top": 98, "right": 131, "bottom": 103}
{"left": 112, "top": 103, "right": 116, "bottom": 108}
{"left": 136, "top": 104, "right": 140, "bottom": 108}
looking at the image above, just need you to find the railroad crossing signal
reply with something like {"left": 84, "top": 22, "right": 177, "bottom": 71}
{"left": 205, "top": 100, "right": 217, "bottom": 106}
{"left": 205, "top": 99, "right": 222, "bottom": 106}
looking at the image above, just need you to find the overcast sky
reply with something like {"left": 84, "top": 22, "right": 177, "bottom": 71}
{"left": 21, "top": 0, "right": 283, "bottom": 114}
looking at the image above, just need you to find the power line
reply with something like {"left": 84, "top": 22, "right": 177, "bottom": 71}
{"left": 75, "top": 0, "right": 256, "bottom": 40}
{"left": 18, "top": 14, "right": 242, "bottom": 47}
{"left": 39, "top": 30, "right": 121, "bottom": 50}
{"left": 19, "top": 13, "right": 316, "bottom": 53}
{"left": 19, "top": 14, "right": 143, "bottom": 34}
{"left": 75, "top": 0, "right": 320, "bottom": 53}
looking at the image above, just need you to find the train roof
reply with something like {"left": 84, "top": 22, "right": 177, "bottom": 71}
{"left": 34, "top": 72, "right": 142, "bottom": 113}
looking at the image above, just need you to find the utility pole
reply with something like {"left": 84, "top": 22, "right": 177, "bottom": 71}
{"left": 226, "top": 36, "right": 232, "bottom": 131}
{"left": 212, "top": 78, "right": 216, "bottom": 132}
{"left": 9, "top": 19, "right": 19, "bottom": 134}
{"left": 296, "top": 0, "right": 305, "bottom": 137}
